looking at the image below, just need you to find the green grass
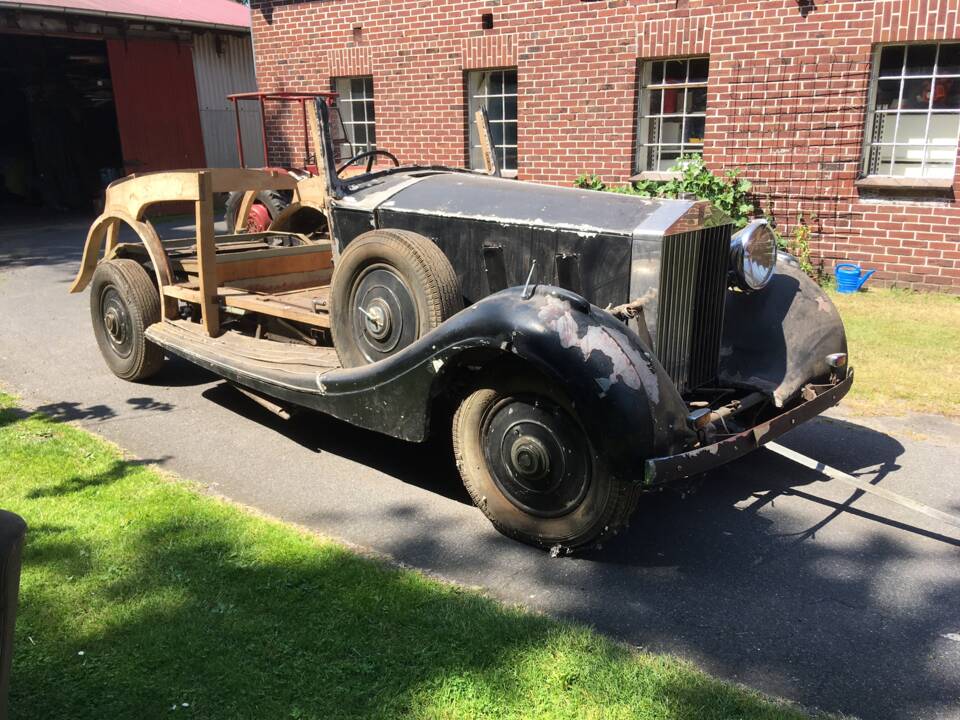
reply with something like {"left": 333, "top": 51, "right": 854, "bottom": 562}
{"left": 0, "top": 392, "right": 812, "bottom": 720}
{"left": 831, "top": 288, "right": 960, "bottom": 417}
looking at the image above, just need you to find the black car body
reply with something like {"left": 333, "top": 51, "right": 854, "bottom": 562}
{"left": 75, "top": 99, "right": 851, "bottom": 552}
{"left": 314, "top": 163, "right": 852, "bottom": 483}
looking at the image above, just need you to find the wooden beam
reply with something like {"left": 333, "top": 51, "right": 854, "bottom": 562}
{"left": 220, "top": 291, "right": 330, "bottom": 328}
{"left": 475, "top": 107, "right": 501, "bottom": 177}
{"left": 194, "top": 173, "right": 220, "bottom": 337}
{"left": 207, "top": 168, "right": 297, "bottom": 194}
{"left": 162, "top": 284, "right": 201, "bottom": 303}
{"left": 233, "top": 190, "right": 258, "bottom": 233}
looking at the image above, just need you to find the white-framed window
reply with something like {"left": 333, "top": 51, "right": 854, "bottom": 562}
{"left": 862, "top": 42, "right": 960, "bottom": 179}
{"left": 467, "top": 68, "right": 518, "bottom": 174}
{"left": 332, "top": 76, "right": 376, "bottom": 155}
{"left": 636, "top": 57, "right": 709, "bottom": 173}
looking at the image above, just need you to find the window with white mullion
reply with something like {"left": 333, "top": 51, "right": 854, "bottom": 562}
{"left": 333, "top": 76, "right": 376, "bottom": 153}
{"left": 467, "top": 68, "right": 518, "bottom": 173}
{"left": 637, "top": 56, "right": 709, "bottom": 173}
{"left": 863, "top": 42, "right": 960, "bottom": 179}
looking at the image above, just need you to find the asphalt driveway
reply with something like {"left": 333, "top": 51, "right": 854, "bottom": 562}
{"left": 2, "top": 216, "right": 959, "bottom": 719}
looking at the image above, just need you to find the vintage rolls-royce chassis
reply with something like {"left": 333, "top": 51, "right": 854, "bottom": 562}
{"left": 71, "top": 100, "right": 851, "bottom": 552}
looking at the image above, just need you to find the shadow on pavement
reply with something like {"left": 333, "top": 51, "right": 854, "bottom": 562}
{"left": 0, "top": 214, "right": 89, "bottom": 270}
{"left": 199, "top": 381, "right": 471, "bottom": 505}
{"left": 197, "top": 388, "right": 958, "bottom": 719}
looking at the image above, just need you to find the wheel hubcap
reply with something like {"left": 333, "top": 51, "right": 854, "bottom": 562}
{"left": 509, "top": 436, "right": 551, "bottom": 481}
{"left": 361, "top": 298, "right": 392, "bottom": 341}
{"left": 482, "top": 395, "right": 591, "bottom": 517}
{"left": 351, "top": 265, "right": 418, "bottom": 363}
{"left": 100, "top": 287, "right": 133, "bottom": 359}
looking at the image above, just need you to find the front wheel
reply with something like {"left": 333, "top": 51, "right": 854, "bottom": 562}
{"left": 452, "top": 377, "right": 639, "bottom": 553}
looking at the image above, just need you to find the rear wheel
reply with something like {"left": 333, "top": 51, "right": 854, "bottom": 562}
{"left": 452, "top": 377, "right": 639, "bottom": 552}
{"left": 330, "top": 229, "right": 462, "bottom": 367}
{"left": 89, "top": 259, "right": 164, "bottom": 381}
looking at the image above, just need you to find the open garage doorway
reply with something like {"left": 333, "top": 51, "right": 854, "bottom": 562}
{"left": 0, "top": 34, "right": 123, "bottom": 217}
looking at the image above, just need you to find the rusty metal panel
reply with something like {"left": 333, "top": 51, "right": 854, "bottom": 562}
{"left": 106, "top": 38, "right": 206, "bottom": 173}
{"left": 192, "top": 33, "right": 264, "bottom": 168}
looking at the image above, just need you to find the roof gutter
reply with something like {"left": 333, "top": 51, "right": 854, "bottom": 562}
{"left": 0, "top": 1, "right": 251, "bottom": 33}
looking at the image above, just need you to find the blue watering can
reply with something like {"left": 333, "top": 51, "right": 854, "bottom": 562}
{"left": 835, "top": 263, "right": 875, "bottom": 293}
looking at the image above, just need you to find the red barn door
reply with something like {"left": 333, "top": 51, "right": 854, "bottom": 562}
{"left": 106, "top": 39, "right": 206, "bottom": 174}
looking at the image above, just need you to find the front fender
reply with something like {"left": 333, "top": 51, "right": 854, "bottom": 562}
{"left": 719, "top": 255, "right": 848, "bottom": 407}
{"left": 311, "top": 286, "right": 693, "bottom": 480}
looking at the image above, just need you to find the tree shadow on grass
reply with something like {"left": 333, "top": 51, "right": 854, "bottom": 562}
{"left": 26, "top": 457, "right": 170, "bottom": 499}
{"left": 10, "top": 508, "right": 803, "bottom": 720}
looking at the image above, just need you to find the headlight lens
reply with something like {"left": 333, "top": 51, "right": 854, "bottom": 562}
{"left": 730, "top": 220, "right": 777, "bottom": 291}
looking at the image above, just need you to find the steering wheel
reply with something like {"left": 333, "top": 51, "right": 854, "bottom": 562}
{"left": 337, "top": 149, "right": 400, "bottom": 175}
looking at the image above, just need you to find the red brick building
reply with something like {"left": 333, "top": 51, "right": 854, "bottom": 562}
{"left": 249, "top": 0, "right": 960, "bottom": 292}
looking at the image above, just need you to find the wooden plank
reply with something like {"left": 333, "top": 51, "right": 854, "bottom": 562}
{"left": 206, "top": 168, "right": 298, "bottom": 194}
{"left": 475, "top": 107, "right": 501, "bottom": 177}
{"left": 194, "top": 173, "right": 220, "bottom": 336}
{"left": 221, "top": 292, "right": 331, "bottom": 328}
{"left": 162, "top": 284, "right": 201, "bottom": 303}
{"left": 176, "top": 250, "right": 332, "bottom": 281}
{"left": 214, "top": 250, "right": 333, "bottom": 284}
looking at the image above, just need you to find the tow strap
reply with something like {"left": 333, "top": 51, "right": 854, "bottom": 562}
{"left": 766, "top": 442, "right": 960, "bottom": 531}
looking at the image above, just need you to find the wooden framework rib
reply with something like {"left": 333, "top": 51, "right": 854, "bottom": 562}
{"left": 72, "top": 168, "right": 308, "bottom": 339}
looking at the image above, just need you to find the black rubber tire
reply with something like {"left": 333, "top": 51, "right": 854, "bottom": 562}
{"left": 89, "top": 259, "right": 164, "bottom": 382}
{"left": 330, "top": 229, "right": 462, "bottom": 367}
{"left": 452, "top": 376, "right": 640, "bottom": 553}
{"left": 225, "top": 189, "right": 290, "bottom": 232}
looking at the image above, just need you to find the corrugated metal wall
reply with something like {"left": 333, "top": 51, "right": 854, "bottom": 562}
{"left": 192, "top": 33, "right": 265, "bottom": 168}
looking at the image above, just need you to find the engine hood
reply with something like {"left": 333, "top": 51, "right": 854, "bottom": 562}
{"left": 335, "top": 169, "right": 730, "bottom": 239}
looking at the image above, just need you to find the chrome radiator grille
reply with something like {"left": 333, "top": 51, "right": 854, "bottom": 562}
{"left": 655, "top": 224, "right": 732, "bottom": 394}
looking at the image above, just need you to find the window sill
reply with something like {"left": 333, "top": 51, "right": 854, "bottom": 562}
{"left": 629, "top": 171, "right": 681, "bottom": 182}
{"left": 854, "top": 176, "right": 955, "bottom": 190}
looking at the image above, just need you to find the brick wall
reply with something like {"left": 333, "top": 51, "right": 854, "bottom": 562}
{"left": 250, "top": 0, "right": 960, "bottom": 293}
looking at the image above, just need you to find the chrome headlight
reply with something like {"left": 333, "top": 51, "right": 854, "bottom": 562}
{"left": 730, "top": 219, "right": 777, "bottom": 291}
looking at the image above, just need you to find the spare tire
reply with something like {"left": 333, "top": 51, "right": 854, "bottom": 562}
{"left": 330, "top": 229, "right": 462, "bottom": 367}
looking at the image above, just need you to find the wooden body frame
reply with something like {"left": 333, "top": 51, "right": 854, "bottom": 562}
{"left": 71, "top": 168, "right": 304, "bottom": 337}
{"left": 73, "top": 101, "right": 486, "bottom": 339}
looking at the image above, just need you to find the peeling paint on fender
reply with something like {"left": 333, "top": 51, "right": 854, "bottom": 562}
{"left": 537, "top": 296, "right": 661, "bottom": 403}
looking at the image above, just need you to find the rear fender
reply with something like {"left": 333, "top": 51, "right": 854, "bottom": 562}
{"left": 311, "top": 286, "right": 693, "bottom": 480}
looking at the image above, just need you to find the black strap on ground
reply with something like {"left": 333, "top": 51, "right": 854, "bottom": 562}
{"left": 766, "top": 442, "right": 960, "bottom": 531}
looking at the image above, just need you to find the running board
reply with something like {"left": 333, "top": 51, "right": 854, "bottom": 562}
{"left": 145, "top": 319, "right": 341, "bottom": 396}
{"left": 767, "top": 442, "right": 960, "bottom": 530}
